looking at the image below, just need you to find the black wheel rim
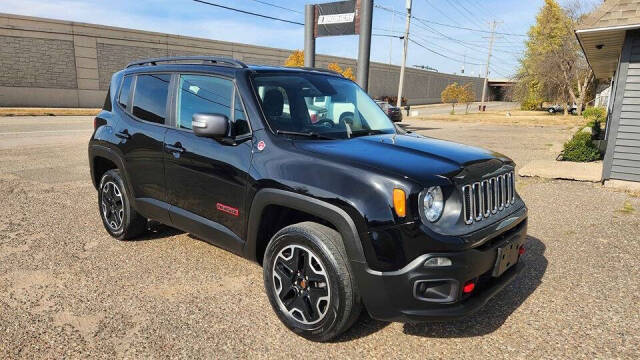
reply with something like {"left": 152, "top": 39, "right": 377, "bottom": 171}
{"left": 272, "top": 244, "right": 330, "bottom": 325}
{"left": 101, "top": 181, "right": 124, "bottom": 230}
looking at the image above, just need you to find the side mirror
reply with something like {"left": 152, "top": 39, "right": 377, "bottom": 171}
{"left": 192, "top": 113, "right": 228, "bottom": 139}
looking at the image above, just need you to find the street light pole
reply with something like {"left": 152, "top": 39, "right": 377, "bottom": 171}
{"left": 396, "top": 0, "right": 412, "bottom": 108}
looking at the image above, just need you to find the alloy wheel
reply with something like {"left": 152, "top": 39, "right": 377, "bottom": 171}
{"left": 272, "top": 244, "right": 330, "bottom": 325}
{"left": 101, "top": 181, "right": 124, "bottom": 230}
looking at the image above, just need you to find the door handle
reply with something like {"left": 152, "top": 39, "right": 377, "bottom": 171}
{"left": 165, "top": 143, "right": 185, "bottom": 154}
{"left": 115, "top": 130, "right": 131, "bottom": 140}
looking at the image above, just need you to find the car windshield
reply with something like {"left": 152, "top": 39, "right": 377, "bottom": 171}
{"left": 252, "top": 72, "right": 396, "bottom": 139}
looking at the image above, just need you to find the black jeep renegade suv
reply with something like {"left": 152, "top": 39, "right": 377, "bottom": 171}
{"left": 89, "top": 56, "right": 527, "bottom": 341}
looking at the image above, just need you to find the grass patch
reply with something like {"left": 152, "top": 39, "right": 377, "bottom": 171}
{"left": 0, "top": 108, "right": 101, "bottom": 116}
{"left": 617, "top": 200, "right": 635, "bottom": 214}
{"left": 411, "top": 110, "right": 588, "bottom": 127}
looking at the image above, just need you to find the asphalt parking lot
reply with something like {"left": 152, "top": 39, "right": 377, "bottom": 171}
{"left": 1, "top": 115, "right": 639, "bottom": 358}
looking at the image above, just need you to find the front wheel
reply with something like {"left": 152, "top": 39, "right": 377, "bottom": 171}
{"left": 263, "top": 222, "right": 361, "bottom": 341}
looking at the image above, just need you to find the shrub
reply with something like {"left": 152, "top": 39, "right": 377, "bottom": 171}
{"left": 559, "top": 131, "right": 601, "bottom": 162}
{"left": 582, "top": 106, "right": 606, "bottom": 140}
{"left": 582, "top": 106, "right": 606, "bottom": 122}
{"left": 378, "top": 95, "right": 407, "bottom": 106}
{"left": 521, "top": 98, "right": 539, "bottom": 110}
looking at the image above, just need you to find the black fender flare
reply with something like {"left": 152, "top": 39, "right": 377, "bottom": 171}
{"left": 88, "top": 144, "right": 134, "bottom": 199}
{"left": 244, "top": 188, "right": 366, "bottom": 264}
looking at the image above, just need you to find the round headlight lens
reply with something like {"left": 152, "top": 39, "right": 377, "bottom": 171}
{"left": 423, "top": 186, "right": 444, "bottom": 222}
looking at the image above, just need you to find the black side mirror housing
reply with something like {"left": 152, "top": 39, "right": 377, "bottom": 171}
{"left": 192, "top": 113, "right": 228, "bottom": 139}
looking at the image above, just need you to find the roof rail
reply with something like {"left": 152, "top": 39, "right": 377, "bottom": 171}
{"left": 297, "top": 67, "right": 343, "bottom": 76}
{"left": 126, "top": 56, "right": 248, "bottom": 69}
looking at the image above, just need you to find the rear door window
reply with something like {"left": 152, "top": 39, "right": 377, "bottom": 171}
{"left": 132, "top": 74, "right": 171, "bottom": 124}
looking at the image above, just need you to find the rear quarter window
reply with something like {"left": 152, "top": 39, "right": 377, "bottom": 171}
{"left": 118, "top": 76, "right": 133, "bottom": 110}
{"left": 132, "top": 74, "right": 171, "bottom": 124}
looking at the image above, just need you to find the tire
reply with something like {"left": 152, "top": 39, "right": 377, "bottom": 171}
{"left": 98, "top": 169, "right": 146, "bottom": 240}
{"left": 263, "top": 222, "right": 361, "bottom": 342}
{"left": 548, "top": 108, "right": 555, "bottom": 113}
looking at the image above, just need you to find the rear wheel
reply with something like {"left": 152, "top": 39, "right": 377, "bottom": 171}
{"left": 263, "top": 222, "right": 361, "bottom": 341}
{"left": 98, "top": 169, "right": 146, "bottom": 240}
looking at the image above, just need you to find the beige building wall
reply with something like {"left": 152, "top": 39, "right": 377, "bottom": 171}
{"left": 0, "top": 13, "right": 484, "bottom": 107}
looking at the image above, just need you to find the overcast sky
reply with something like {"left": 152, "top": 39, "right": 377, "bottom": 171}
{"left": 0, "top": 0, "right": 602, "bottom": 78}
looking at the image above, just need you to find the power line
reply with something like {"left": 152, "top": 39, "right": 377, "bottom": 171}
{"left": 424, "top": 0, "right": 462, "bottom": 27}
{"left": 411, "top": 33, "right": 486, "bottom": 63}
{"left": 245, "top": 0, "right": 303, "bottom": 14}
{"left": 444, "top": 0, "right": 486, "bottom": 30}
{"left": 409, "top": 38, "right": 483, "bottom": 66}
{"left": 374, "top": 5, "right": 526, "bottom": 37}
{"left": 373, "top": 33, "right": 403, "bottom": 39}
{"left": 193, "top": 0, "right": 304, "bottom": 26}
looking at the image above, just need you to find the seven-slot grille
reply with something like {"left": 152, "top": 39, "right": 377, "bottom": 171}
{"left": 461, "top": 171, "right": 515, "bottom": 225}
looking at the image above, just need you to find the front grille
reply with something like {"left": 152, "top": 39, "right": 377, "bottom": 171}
{"left": 461, "top": 171, "right": 515, "bottom": 225}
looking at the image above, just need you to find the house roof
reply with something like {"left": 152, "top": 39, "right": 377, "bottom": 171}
{"left": 576, "top": 0, "right": 640, "bottom": 79}
{"left": 578, "top": 0, "right": 640, "bottom": 30}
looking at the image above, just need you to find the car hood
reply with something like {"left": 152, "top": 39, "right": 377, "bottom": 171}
{"left": 293, "top": 134, "right": 511, "bottom": 185}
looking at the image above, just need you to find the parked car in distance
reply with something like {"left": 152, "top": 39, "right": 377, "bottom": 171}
{"left": 375, "top": 100, "right": 403, "bottom": 122}
{"left": 89, "top": 56, "right": 528, "bottom": 342}
{"left": 546, "top": 103, "right": 582, "bottom": 115}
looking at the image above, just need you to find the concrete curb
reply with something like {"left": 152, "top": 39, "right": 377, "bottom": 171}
{"left": 518, "top": 160, "right": 603, "bottom": 182}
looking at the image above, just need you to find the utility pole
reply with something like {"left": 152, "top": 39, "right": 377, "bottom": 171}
{"left": 480, "top": 20, "right": 497, "bottom": 111}
{"left": 461, "top": 52, "right": 466, "bottom": 74}
{"left": 388, "top": 5, "right": 394, "bottom": 70}
{"left": 396, "top": 0, "right": 412, "bottom": 108}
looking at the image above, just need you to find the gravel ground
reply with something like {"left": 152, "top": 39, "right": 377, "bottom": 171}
{"left": 0, "top": 116, "right": 638, "bottom": 359}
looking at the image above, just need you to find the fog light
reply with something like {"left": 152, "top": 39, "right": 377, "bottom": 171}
{"left": 462, "top": 280, "right": 475, "bottom": 294}
{"left": 424, "top": 257, "right": 452, "bottom": 267}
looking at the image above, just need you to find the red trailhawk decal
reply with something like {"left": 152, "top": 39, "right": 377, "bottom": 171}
{"left": 216, "top": 203, "right": 239, "bottom": 216}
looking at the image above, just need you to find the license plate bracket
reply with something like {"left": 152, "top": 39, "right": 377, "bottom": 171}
{"left": 492, "top": 240, "right": 521, "bottom": 277}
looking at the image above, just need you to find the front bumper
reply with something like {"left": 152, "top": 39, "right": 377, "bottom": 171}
{"left": 352, "top": 215, "right": 527, "bottom": 322}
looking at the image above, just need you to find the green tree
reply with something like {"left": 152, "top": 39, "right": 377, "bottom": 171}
{"left": 459, "top": 83, "right": 475, "bottom": 114}
{"left": 441, "top": 82, "right": 461, "bottom": 114}
{"left": 515, "top": 0, "right": 594, "bottom": 115}
{"left": 284, "top": 51, "right": 356, "bottom": 80}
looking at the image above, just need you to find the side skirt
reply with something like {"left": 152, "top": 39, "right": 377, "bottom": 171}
{"left": 135, "top": 197, "right": 244, "bottom": 255}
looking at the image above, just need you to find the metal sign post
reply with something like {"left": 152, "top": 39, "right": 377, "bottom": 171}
{"left": 303, "top": 0, "right": 373, "bottom": 91}
{"left": 304, "top": 4, "right": 315, "bottom": 68}
{"left": 357, "top": 0, "right": 373, "bottom": 91}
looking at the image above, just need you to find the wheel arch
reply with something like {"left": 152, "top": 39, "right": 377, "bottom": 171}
{"left": 89, "top": 144, "right": 134, "bottom": 199}
{"left": 244, "top": 188, "right": 366, "bottom": 265}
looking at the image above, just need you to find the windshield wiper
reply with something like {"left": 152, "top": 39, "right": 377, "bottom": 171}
{"left": 349, "top": 129, "right": 392, "bottom": 138}
{"left": 276, "top": 130, "right": 337, "bottom": 140}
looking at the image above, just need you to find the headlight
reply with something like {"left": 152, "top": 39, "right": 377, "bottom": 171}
{"left": 422, "top": 186, "right": 444, "bottom": 222}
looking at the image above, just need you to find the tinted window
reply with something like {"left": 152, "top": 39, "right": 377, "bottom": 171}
{"left": 118, "top": 76, "right": 133, "bottom": 110}
{"left": 233, "top": 92, "right": 250, "bottom": 136}
{"left": 132, "top": 74, "right": 170, "bottom": 124}
{"left": 177, "top": 75, "right": 232, "bottom": 130}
